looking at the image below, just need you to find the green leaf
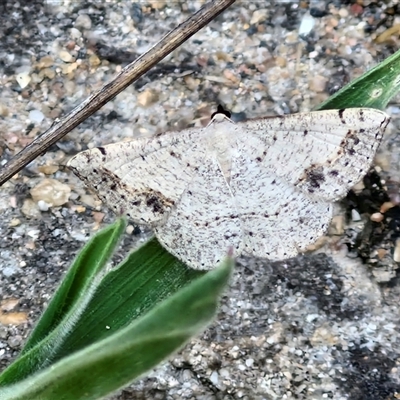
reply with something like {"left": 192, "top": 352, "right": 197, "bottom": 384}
{"left": 0, "top": 219, "right": 126, "bottom": 385}
{"left": 0, "top": 257, "right": 233, "bottom": 400}
{"left": 23, "top": 218, "right": 126, "bottom": 352}
{"left": 0, "top": 232, "right": 204, "bottom": 386}
{"left": 317, "top": 48, "right": 400, "bottom": 110}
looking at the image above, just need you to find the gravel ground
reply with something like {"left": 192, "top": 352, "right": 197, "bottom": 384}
{"left": 1, "top": 1, "right": 400, "bottom": 399}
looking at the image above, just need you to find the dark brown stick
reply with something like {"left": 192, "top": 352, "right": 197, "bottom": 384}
{"left": 0, "top": 0, "right": 236, "bottom": 186}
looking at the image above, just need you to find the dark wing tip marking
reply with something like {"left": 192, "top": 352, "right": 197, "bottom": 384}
{"left": 97, "top": 146, "right": 107, "bottom": 156}
{"left": 338, "top": 109, "right": 346, "bottom": 123}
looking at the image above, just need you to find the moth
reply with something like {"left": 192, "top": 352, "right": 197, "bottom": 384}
{"left": 68, "top": 108, "right": 390, "bottom": 270}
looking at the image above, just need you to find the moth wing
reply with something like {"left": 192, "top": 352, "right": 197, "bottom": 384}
{"left": 154, "top": 158, "right": 242, "bottom": 270}
{"left": 230, "top": 142, "right": 332, "bottom": 260}
{"left": 67, "top": 127, "right": 207, "bottom": 225}
{"left": 238, "top": 108, "right": 389, "bottom": 202}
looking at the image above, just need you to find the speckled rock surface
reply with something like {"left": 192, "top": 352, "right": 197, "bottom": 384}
{"left": 0, "top": 1, "right": 400, "bottom": 399}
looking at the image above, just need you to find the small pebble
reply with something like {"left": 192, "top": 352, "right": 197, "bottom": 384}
{"left": 37, "top": 200, "right": 50, "bottom": 212}
{"left": 393, "top": 238, "right": 400, "bottom": 263}
{"left": 70, "top": 27, "right": 82, "bottom": 39}
{"left": 36, "top": 55, "right": 54, "bottom": 69}
{"left": 309, "top": 75, "right": 327, "bottom": 93}
{"left": 21, "top": 199, "right": 41, "bottom": 218}
{"left": 16, "top": 72, "right": 31, "bottom": 89}
{"left": 351, "top": 209, "right": 361, "bottom": 222}
{"left": 209, "top": 371, "right": 219, "bottom": 385}
{"left": 299, "top": 13, "right": 315, "bottom": 36}
{"left": 30, "top": 179, "right": 71, "bottom": 207}
{"left": 250, "top": 9, "right": 268, "bottom": 25}
{"left": 29, "top": 110, "right": 45, "bottom": 124}
{"left": 75, "top": 14, "right": 92, "bottom": 30}
{"left": 7, "top": 335, "right": 23, "bottom": 348}
{"left": 137, "top": 89, "right": 159, "bottom": 108}
{"left": 59, "top": 50, "right": 75, "bottom": 63}
{"left": 370, "top": 212, "right": 384, "bottom": 223}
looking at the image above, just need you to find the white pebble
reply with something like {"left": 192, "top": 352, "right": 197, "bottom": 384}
{"left": 299, "top": 13, "right": 315, "bottom": 36}
{"left": 351, "top": 209, "right": 362, "bottom": 222}
{"left": 29, "top": 110, "right": 45, "bottom": 124}
{"left": 245, "top": 358, "right": 254, "bottom": 367}
{"left": 209, "top": 371, "right": 219, "bottom": 385}
{"left": 37, "top": 200, "right": 50, "bottom": 211}
{"left": 393, "top": 238, "right": 400, "bottom": 262}
{"left": 16, "top": 72, "right": 31, "bottom": 89}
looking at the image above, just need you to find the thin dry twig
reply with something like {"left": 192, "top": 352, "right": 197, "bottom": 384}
{"left": 0, "top": 0, "right": 236, "bottom": 186}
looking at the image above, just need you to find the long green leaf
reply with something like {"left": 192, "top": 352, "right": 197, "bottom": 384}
{"left": 23, "top": 218, "right": 126, "bottom": 351}
{"left": 0, "top": 257, "right": 233, "bottom": 400}
{"left": 0, "top": 219, "right": 126, "bottom": 385}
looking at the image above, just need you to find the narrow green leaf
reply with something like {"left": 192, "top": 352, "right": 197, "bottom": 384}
{"left": 0, "top": 258, "right": 233, "bottom": 400}
{"left": 0, "top": 219, "right": 126, "bottom": 386}
{"left": 23, "top": 218, "right": 126, "bottom": 352}
{"left": 317, "top": 48, "right": 400, "bottom": 110}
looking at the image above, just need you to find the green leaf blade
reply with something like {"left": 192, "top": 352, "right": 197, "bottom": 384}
{"left": 0, "top": 218, "right": 126, "bottom": 386}
{"left": 317, "top": 49, "right": 400, "bottom": 110}
{"left": 0, "top": 257, "right": 233, "bottom": 400}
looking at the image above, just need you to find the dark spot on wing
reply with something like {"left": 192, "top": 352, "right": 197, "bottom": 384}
{"left": 303, "top": 129, "right": 308, "bottom": 136}
{"left": 142, "top": 190, "right": 175, "bottom": 215}
{"left": 97, "top": 146, "right": 107, "bottom": 156}
{"left": 306, "top": 166, "right": 326, "bottom": 189}
{"left": 329, "top": 169, "right": 339, "bottom": 176}
{"left": 224, "top": 233, "right": 238, "bottom": 240}
{"left": 338, "top": 109, "right": 346, "bottom": 123}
